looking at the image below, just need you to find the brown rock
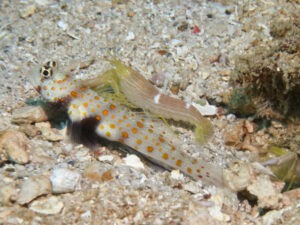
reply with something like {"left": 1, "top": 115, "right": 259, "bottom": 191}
{"left": 17, "top": 175, "right": 52, "bottom": 205}
{"left": 0, "top": 130, "right": 30, "bottom": 164}
{"left": 11, "top": 106, "right": 48, "bottom": 124}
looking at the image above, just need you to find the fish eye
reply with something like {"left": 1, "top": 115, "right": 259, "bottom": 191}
{"left": 40, "top": 66, "right": 53, "bottom": 79}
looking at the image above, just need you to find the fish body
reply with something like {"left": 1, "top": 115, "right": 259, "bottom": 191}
{"left": 30, "top": 60, "right": 223, "bottom": 186}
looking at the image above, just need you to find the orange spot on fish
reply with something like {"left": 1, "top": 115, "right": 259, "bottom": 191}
{"left": 105, "top": 131, "right": 111, "bottom": 137}
{"left": 147, "top": 146, "right": 154, "bottom": 152}
{"left": 136, "top": 139, "right": 142, "bottom": 145}
{"left": 159, "top": 136, "right": 165, "bottom": 143}
{"left": 109, "top": 124, "right": 116, "bottom": 129}
{"left": 94, "top": 96, "right": 100, "bottom": 100}
{"left": 83, "top": 102, "right": 89, "bottom": 108}
{"left": 187, "top": 167, "right": 192, "bottom": 174}
{"left": 110, "top": 104, "right": 116, "bottom": 110}
{"left": 95, "top": 115, "right": 101, "bottom": 121}
{"left": 71, "top": 91, "right": 78, "bottom": 98}
{"left": 51, "top": 86, "right": 55, "bottom": 91}
{"left": 132, "top": 128, "right": 138, "bottom": 133}
{"left": 102, "top": 109, "right": 109, "bottom": 116}
{"left": 176, "top": 160, "right": 182, "bottom": 167}
{"left": 136, "top": 121, "right": 144, "bottom": 128}
{"left": 162, "top": 153, "right": 169, "bottom": 160}
{"left": 122, "top": 132, "right": 129, "bottom": 138}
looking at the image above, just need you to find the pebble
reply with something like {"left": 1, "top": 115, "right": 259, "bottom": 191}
{"left": 57, "top": 20, "right": 68, "bottom": 31}
{"left": 35, "top": 122, "right": 65, "bottom": 141}
{"left": 11, "top": 106, "right": 48, "bottom": 124}
{"left": 170, "top": 170, "right": 185, "bottom": 181}
{"left": 84, "top": 162, "right": 114, "bottom": 182}
{"left": 19, "top": 5, "right": 36, "bottom": 19}
{"left": 247, "top": 175, "right": 283, "bottom": 209}
{"left": 50, "top": 167, "right": 81, "bottom": 194}
{"left": 0, "top": 184, "right": 16, "bottom": 206}
{"left": 19, "top": 124, "right": 40, "bottom": 137}
{"left": 29, "top": 196, "right": 64, "bottom": 215}
{"left": 224, "top": 161, "right": 253, "bottom": 192}
{"left": 17, "top": 175, "right": 51, "bottom": 205}
{"left": 192, "top": 101, "right": 218, "bottom": 116}
{"left": 126, "top": 31, "right": 135, "bottom": 41}
{"left": 223, "top": 120, "right": 245, "bottom": 147}
{"left": 0, "top": 130, "right": 30, "bottom": 165}
{"left": 98, "top": 155, "right": 114, "bottom": 163}
{"left": 123, "top": 154, "right": 145, "bottom": 170}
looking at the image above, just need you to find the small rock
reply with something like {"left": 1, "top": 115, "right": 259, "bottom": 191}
{"left": 208, "top": 190, "right": 231, "bottom": 222}
{"left": 183, "top": 182, "right": 202, "bottom": 194}
{"left": 219, "top": 69, "right": 231, "bottom": 77}
{"left": 17, "top": 175, "right": 51, "bottom": 205}
{"left": 223, "top": 120, "right": 245, "bottom": 147}
{"left": 177, "top": 22, "right": 188, "bottom": 31}
{"left": 29, "top": 196, "right": 64, "bottom": 215}
{"left": 127, "top": 11, "right": 136, "bottom": 17}
{"left": 57, "top": 20, "right": 68, "bottom": 31}
{"left": 123, "top": 154, "right": 145, "bottom": 170}
{"left": 19, "top": 5, "right": 36, "bottom": 19}
{"left": 170, "top": 170, "right": 185, "bottom": 181}
{"left": 247, "top": 175, "right": 283, "bottom": 209}
{"left": 183, "top": 202, "right": 218, "bottom": 224}
{"left": 224, "top": 161, "right": 253, "bottom": 192}
{"left": 199, "top": 71, "right": 210, "bottom": 80}
{"left": 0, "top": 184, "right": 16, "bottom": 206}
{"left": 262, "top": 210, "right": 284, "bottom": 225}
{"left": 98, "top": 155, "right": 114, "bottom": 163}
{"left": 0, "top": 130, "right": 30, "bottom": 165}
{"left": 11, "top": 106, "right": 48, "bottom": 124}
{"left": 244, "top": 120, "right": 255, "bottom": 133}
{"left": 50, "top": 167, "right": 81, "bottom": 193}
{"left": 125, "top": 31, "right": 135, "bottom": 41}
{"left": 84, "top": 162, "right": 114, "bottom": 182}
{"left": 192, "top": 101, "right": 218, "bottom": 116}
{"left": 19, "top": 124, "right": 40, "bottom": 137}
{"left": 35, "top": 0, "right": 51, "bottom": 6}
{"left": 35, "top": 122, "right": 64, "bottom": 141}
